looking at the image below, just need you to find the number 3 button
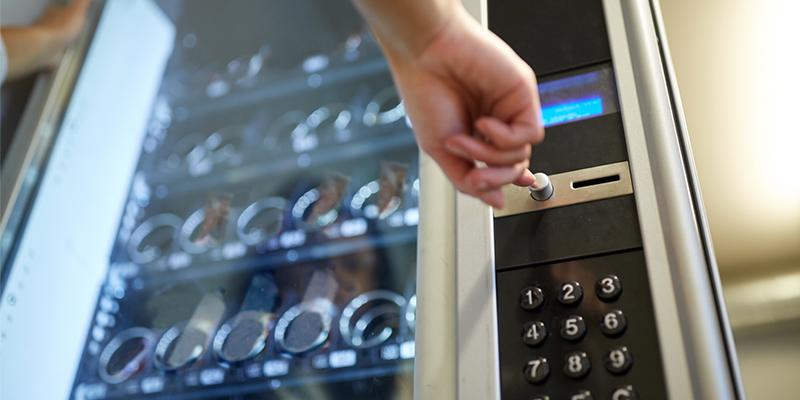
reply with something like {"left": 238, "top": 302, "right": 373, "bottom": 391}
{"left": 595, "top": 275, "right": 622, "bottom": 301}
{"left": 557, "top": 281, "right": 583, "bottom": 305}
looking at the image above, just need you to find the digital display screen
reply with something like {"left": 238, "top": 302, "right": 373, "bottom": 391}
{"left": 538, "top": 66, "right": 619, "bottom": 127}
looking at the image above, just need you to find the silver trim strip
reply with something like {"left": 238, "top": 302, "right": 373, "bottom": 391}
{"left": 414, "top": 152, "right": 457, "bottom": 400}
{"left": 648, "top": 0, "right": 747, "bottom": 397}
{"left": 494, "top": 161, "right": 633, "bottom": 217}
{"left": 606, "top": 0, "right": 738, "bottom": 398}
{"left": 453, "top": 2, "right": 501, "bottom": 400}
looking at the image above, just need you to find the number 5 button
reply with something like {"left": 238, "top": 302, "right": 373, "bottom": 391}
{"left": 595, "top": 275, "right": 622, "bottom": 301}
{"left": 560, "top": 315, "right": 587, "bottom": 341}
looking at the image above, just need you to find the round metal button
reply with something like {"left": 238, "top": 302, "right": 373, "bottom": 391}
{"left": 604, "top": 346, "right": 633, "bottom": 374}
{"left": 522, "top": 321, "right": 547, "bottom": 347}
{"left": 595, "top": 275, "right": 622, "bottom": 301}
{"left": 557, "top": 281, "right": 583, "bottom": 305}
{"left": 563, "top": 351, "right": 591, "bottom": 379}
{"left": 560, "top": 315, "right": 587, "bottom": 341}
{"left": 520, "top": 286, "right": 545, "bottom": 311}
{"left": 600, "top": 310, "right": 628, "bottom": 337}
{"left": 610, "top": 385, "right": 638, "bottom": 400}
{"left": 523, "top": 357, "right": 550, "bottom": 384}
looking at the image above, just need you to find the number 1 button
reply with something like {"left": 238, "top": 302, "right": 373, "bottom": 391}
{"left": 520, "top": 286, "right": 545, "bottom": 311}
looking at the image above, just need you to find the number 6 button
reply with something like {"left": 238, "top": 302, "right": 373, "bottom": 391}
{"left": 600, "top": 310, "right": 627, "bottom": 336}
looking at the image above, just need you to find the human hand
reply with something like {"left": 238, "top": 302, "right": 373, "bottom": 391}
{"left": 2, "top": 0, "right": 92, "bottom": 81}
{"left": 38, "top": 0, "right": 93, "bottom": 44}
{"left": 365, "top": 4, "right": 544, "bottom": 208}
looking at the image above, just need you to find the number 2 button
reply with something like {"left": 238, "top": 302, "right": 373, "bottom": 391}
{"left": 557, "top": 281, "right": 583, "bottom": 305}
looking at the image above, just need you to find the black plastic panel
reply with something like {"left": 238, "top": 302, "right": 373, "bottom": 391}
{"left": 494, "top": 195, "right": 643, "bottom": 270}
{"left": 496, "top": 250, "right": 667, "bottom": 400}
{"left": 532, "top": 112, "right": 628, "bottom": 175}
{"left": 488, "top": 0, "right": 611, "bottom": 77}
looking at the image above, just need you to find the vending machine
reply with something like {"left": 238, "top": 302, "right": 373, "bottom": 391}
{"left": 0, "top": 1, "right": 745, "bottom": 400}
{"left": 413, "top": 0, "right": 746, "bottom": 399}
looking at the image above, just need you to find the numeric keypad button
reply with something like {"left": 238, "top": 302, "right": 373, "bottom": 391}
{"left": 595, "top": 275, "right": 622, "bottom": 301}
{"left": 531, "top": 396, "right": 550, "bottom": 400}
{"left": 570, "top": 390, "right": 593, "bottom": 400}
{"left": 600, "top": 310, "right": 627, "bottom": 336}
{"left": 523, "top": 357, "right": 550, "bottom": 384}
{"left": 563, "top": 351, "right": 591, "bottom": 379}
{"left": 560, "top": 315, "right": 587, "bottom": 341}
{"left": 520, "top": 286, "right": 545, "bottom": 311}
{"left": 604, "top": 346, "right": 633, "bottom": 374}
{"left": 522, "top": 321, "right": 547, "bottom": 347}
{"left": 557, "top": 281, "right": 583, "bottom": 305}
{"left": 610, "top": 385, "right": 638, "bottom": 400}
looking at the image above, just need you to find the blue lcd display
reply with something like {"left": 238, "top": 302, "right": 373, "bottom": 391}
{"left": 536, "top": 67, "right": 617, "bottom": 127}
{"left": 541, "top": 97, "right": 603, "bottom": 127}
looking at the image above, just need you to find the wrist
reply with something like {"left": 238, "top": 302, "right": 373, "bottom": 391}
{"left": 355, "top": 0, "right": 465, "bottom": 61}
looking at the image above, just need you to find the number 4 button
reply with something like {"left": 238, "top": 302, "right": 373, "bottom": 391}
{"left": 522, "top": 321, "right": 547, "bottom": 347}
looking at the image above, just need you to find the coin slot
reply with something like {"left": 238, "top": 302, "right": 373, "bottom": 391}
{"left": 571, "top": 174, "right": 620, "bottom": 189}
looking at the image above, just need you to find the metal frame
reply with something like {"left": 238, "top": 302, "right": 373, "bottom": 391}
{"left": 0, "top": 1, "right": 103, "bottom": 272}
{"left": 424, "top": 0, "right": 745, "bottom": 399}
{"left": 605, "top": 0, "right": 743, "bottom": 398}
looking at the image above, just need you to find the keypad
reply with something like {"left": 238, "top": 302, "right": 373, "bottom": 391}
{"left": 496, "top": 251, "right": 667, "bottom": 400}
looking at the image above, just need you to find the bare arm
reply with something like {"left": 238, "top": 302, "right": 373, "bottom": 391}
{"left": 352, "top": 0, "right": 544, "bottom": 208}
{"left": 2, "top": 0, "right": 91, "bottom": 82}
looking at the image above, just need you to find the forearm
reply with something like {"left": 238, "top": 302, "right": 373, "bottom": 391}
{"left": 351, "top": 0, "right": 463, "bottom": 60}
{"left": 1, "top": 26, "right": 61, "bottom": 81}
